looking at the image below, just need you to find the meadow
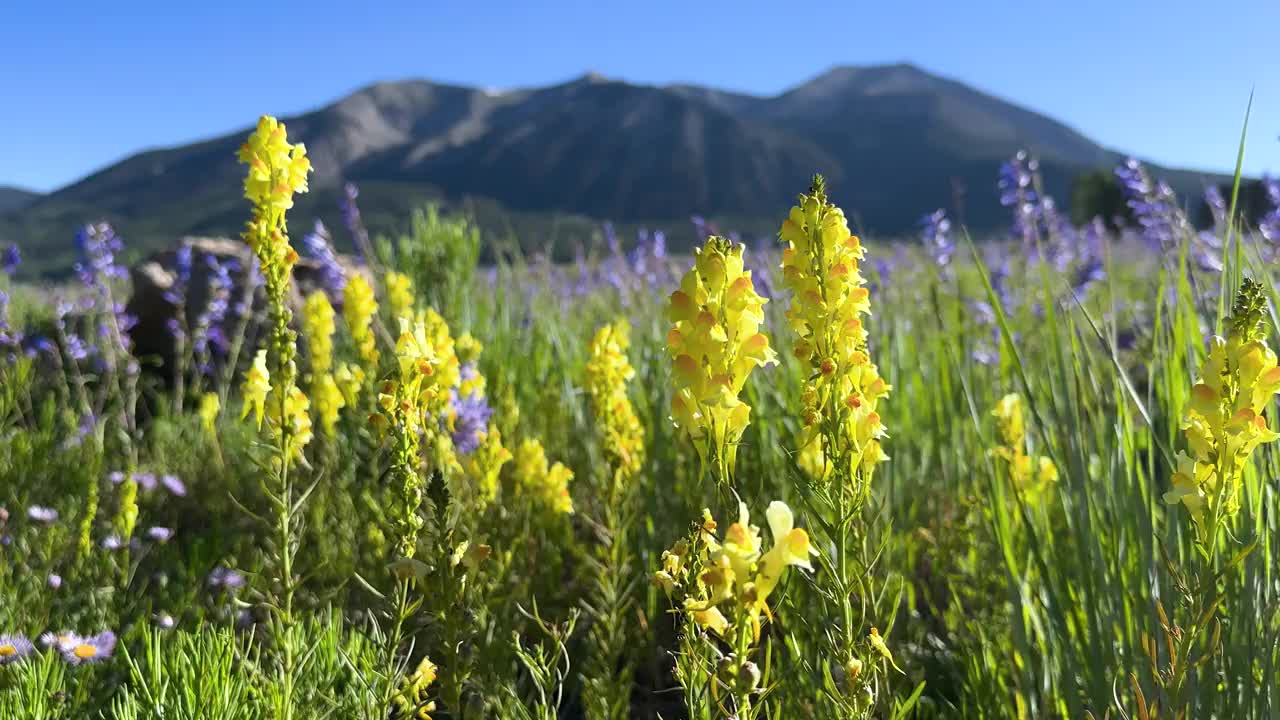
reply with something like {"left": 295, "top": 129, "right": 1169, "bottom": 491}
{"left": 1, "top": 116, "right": 1279, "bottom": 719}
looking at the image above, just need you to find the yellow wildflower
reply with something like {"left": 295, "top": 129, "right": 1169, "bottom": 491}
{"left": 514, "top": 438, "right": 574, "bottom": 515}
{"left": 385, "top": 271, "right": 416, "bottom": 321}
{"left": 241, "top": 349, "right": 272, "bottom": 429}
{"left": 237, "top": 115, "right": 310, "bottom": 210}
{"left": 396, "top": 655, "right": 439, "bottom": 720}
{"left": 311, "top": 373, "right": 345, "bottom": 436}
{"left": 586, "top": 319, "right": 645, "bottom": 483}
{"left": 302, "top": 291, "right": 336, "bottom": 377}
{"left": 344, "top": 274, "right": 379, "bottom": 366}
{"left": 198, "top": 392, "right": 220, "bottom": 436}
{"left": 991, "top": 392, "right": 1056, "bottom": 502}
{"left": 657, "top": 500, "right": 815, "bottom": 640}
{"left": 1168, "top": 279, "right": 1280, "bottom": 521}
{"left": 780, "top": 175, "right": 891, "bottom": 482}
{"left": 334, "top": 362, "right": 366, "bottom": 405}
{"left": 464, "top": 424, "right": 513, "bottom": 506}
{"left": 666, "top": 235, "right": 777, "bottom": 476}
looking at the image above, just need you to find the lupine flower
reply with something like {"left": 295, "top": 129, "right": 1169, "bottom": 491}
{"left": 1, "top": 245, "right": 19, "bottom": 275}
{"left": 1261, "top": 176, "right": 1280, "bottom": 244}
{"left": 339, "top": 182, "right": 369, "bottom": 257}
{"left": 27, "top": 505, "right": 58, "bottom": 523}
{"left": 61, "top": 631, "right": 116, "bottom": 665}
{"left": 780, "top": 176, "right": 891, "bottom": 481}
{"left": 1204, "top": 185, "right": 1227, "bottom": 229}
{"left": 998, "top": 151, "right": 1040, "bottom": 247}
{"left": 1165, "top": 280, "right": 1280, "bottom": 521}
{"left": 513, "top": 438, "right": 574, "bottom": 514}
{"left": 300, "top": 220, "right": 347, "bottom": 297}
{"left": 585, "top": 319, "right": 645, "bottom": 482}
{"left": 1115, "top": 158, "right": 1201, "bottom": 259}
{"left": 919, "top": 208, "right": 953, "bottom": 268}
{"left": 448, "top": 390, "right": 493, "bottom": 456}
{"left": 192, "top": 257, "right": 234, "bottom": 369}
{"left": 666, "top": 235, "right": 776, "bottom": 475}
{"left": 0, "top": 634, "right": 34, "bottom": 664}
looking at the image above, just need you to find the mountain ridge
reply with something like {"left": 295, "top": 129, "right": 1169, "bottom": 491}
{"left": 1, "top": 64, "right": 1230, "bottom": 276}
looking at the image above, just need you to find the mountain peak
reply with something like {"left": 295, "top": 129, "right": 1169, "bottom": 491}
{"left": 1, "top": 65, "right": 1226, "bottom": 276}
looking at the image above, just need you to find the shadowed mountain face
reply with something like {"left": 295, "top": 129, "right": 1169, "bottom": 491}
{"left": 0, "top": 186, "right": 40, "bottom": 213}
{"left": 1, "top": 63, "right": 1226, "bottom": 275}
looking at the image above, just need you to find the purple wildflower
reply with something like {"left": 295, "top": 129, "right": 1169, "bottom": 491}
{"left": 48, "top": 573, "right": 62, "bottom": 589}
{"left": 1261, "top": 176, "right": 1280, "bottom": 245}
{"left": 101, "top": 534, "right": 124, "bottom": 551}
{"left": 155, "top": 614, "right": 176, "bottom": 630}
{"left": 61, "top": 631, "right": 116, "bottom": 665}
{"left": 208, "top": 566, "right": 246, "bottom": 591}
{"left": 131, "top": 473, "right": 158, "bottom": 492}
{"left": 27, "top": 505, "right": 58, "bottom": 523}
{"left": 448, "top": 390, "right": 493, "bottom": 455}
{"left": 340, "top": 183, "right": 369, "bottom": 259}
{"left": 0, "top": 634, "right": 34, "bottom": 664}
{"left": 146, "top": 526, "right": 174, "bottom": 543}
{"left": 160, "top": 474, "right": 187, "bottom": 497}
{"left": 1, "top": 245, "right": 19, "bottom": 275}
{"left": 39, "top": 632, "right": 77, "bottom": 651}
{"left": 300, "top": 220, "right": 347, "bottom": 298}
{"left": 920, "top": 209, "right": 953, "bottom": 268}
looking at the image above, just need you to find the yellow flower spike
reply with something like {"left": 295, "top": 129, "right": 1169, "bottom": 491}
{"left": 302, "top": 291, "right": 336, "bottom": 377}
{"left": 667, "top": 235, "right": 776, "bottom": 478}
{"left": 198, "top": 392, "right": 220, "bottom": 436}
{"left": 334, "top": 362, "right": 366, "bottom": 405}
{"left": 343, "top": 274, "right": 380, "bottom": 366}
{"left": 780, "top": 176, "right": 891, "bottom": 484}
{"left": 464, "top": 424, "right": 513, "bottom": 506}
{"left": 385, "top": 271, "right": 416, "bottom": 321}
{"left": 586, "top": 319, "right": 646, "bottom": 484}
{"left": 1169, "top": 279, "right": 1280, "bottom": 523}
{"left": 241, "top": 349, "right": 272, "bottom": 429}
{"left": 311, "top": 373, "right": 345, "bottom": 436}
{"left": 513, "top": 438, "right": 575, "bottom": 515}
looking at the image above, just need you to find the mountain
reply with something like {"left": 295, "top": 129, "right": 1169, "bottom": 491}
{"left": 0, "top": 186, "right": 40, "bottom": 213}
{"left": 1, "top": 63, "right": 1229, "bottom": 276}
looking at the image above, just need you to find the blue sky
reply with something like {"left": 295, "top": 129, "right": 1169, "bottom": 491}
{"left": 2, "top": 0, "right": 1276, "bottom": 192}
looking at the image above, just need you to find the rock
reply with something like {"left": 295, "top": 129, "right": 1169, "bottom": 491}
{"left": 126, "top": 236, "right": 361, "bottom": 381}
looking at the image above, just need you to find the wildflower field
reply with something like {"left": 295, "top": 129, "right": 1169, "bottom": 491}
{"left": 2, "top": 116, "right": 1280, "bottom": 719}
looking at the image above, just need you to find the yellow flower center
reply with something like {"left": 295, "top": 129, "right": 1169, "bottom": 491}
{"left": 0, "top": 645, "right": 15, "bottom": 657}
{"left": 73, "top": 644, "right": 98, "bottom": 659}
